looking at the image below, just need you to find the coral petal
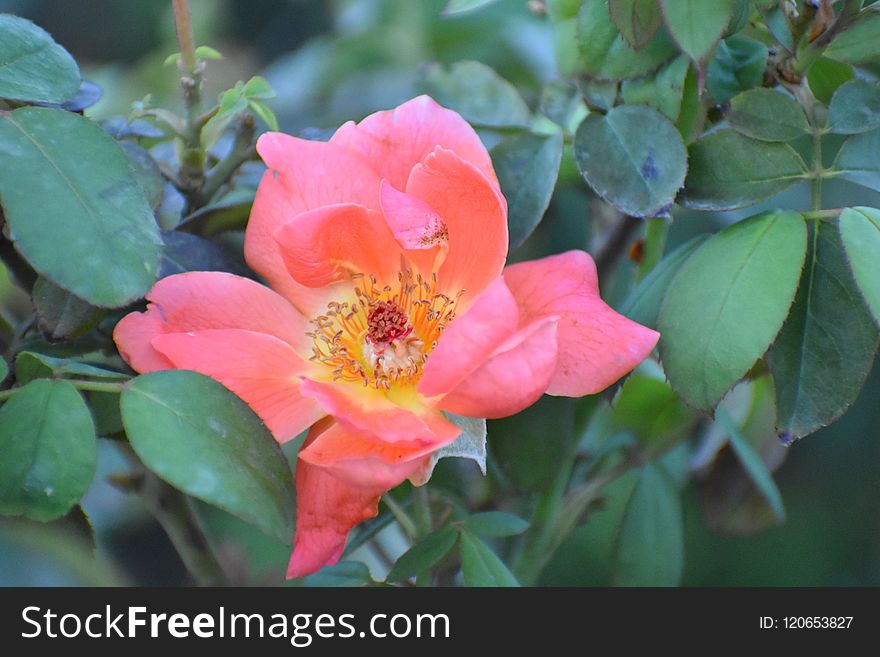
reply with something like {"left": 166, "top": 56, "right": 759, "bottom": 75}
{"left": 438, "top": 317, "right": 558, "bottom": 419}
{"left": 113, "top": 271, "right": 310, "bottom": 373}
{"left": 274, "top": 203, "right": 403, "bottom": 288}
{"left": 418, "top": 277, "right": 519, "bottom": 397}
{"left": 247, "top": 133, "right": 381, "bottom": 314}
{"left": 503, "top": 251, "right": 660, "bottom": 396}
{"left": 152, "top": 329, "right": 323, "bottom": 443}
{"left": 406, "top": 147, "right": 507, "bottom": 302}
{"left": 330, "top": 95, "right": 497, "bottom": 191}
{"left": 299, "top": 378, "right": 460, "bottom": 445}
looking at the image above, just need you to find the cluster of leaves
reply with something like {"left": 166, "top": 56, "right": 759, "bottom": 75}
{"left": 1, "top": 1, "right": 879, "bottom": 587}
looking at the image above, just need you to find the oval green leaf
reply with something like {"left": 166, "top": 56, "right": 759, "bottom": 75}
{"left": 420, "top": 61, "right": 530, "bottom": 128}
{"left": 620, "top": 55, "right": 690, "bottom": 121}
{"left": 0, "top": 15, "right": 80, "bottom": 104}
{"left": 492, "top": 130, "right": 563, "bottom": 250}
{"left": 834, "top": 127, "right": 880, "bottom": 192}
{"left": 32, "top": 277, "right": 103, "bottom": 341}
{"left": 0, "top": 379, "right": 96, "bottom": 521}
{"left": 706, "top": 35, "right": 768, "bottom": 103}
{"left": 387, "top": 526, "right": 458, "bottom": 582}
{"left": 768, "top": 220, "right": 880, "bottom": 439}
{"left": 619, "top": 233, "right": 710, "bottom": 328}
{"left": 659, "top": 211, "right": 808, "bottom": 410}
{"left": 0, "top": 107, "right": 162, "bottom": 307}
{"left": 463, "top": 511, "right": 529, "bottom": 537}
{"left": 679, "top": 129, "right": 807, "bottom": 210}
{"left": 659, "top": 0, "right": 731, "bottom": 62}
{"left": 825, "top": 7, "right": 880, "bottom": 64}
{"left": 120, "top": 370, "right": 296, "bottom": 543}
{"left": 839, "top": 207, "right": 880, "bottom": 326}
{"left": 613, "top": 375, "right": 695, "bottom": 454}
{"left": 728, "top": 88, "right": 810, "bottom": 142}
{"left": 458, "top": 530, "right": 520, "bottom": 587}
{"left": 577, "top": 0, "right": 677, "bottom": 80}
{"left": 828, "top": 79, "right": 880, "bottom": 135}
{"left": 574, "top": 105, "right": 687, "bottom": 218}
{"left": 609, "top": 0, "right": 663, "bottom": 50}
{"left": 611, "top": 462, "right": 683, "bottom": 586}
{"left": 806, "top": 57, "right": 854, "bottom": 106}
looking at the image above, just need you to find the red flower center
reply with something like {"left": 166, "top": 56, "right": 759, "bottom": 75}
{"left": 367, "top": 300, "right": 411, "bottom": 345}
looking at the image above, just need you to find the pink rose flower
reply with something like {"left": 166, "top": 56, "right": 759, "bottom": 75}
{"left": 114, "top": 96, "right": 659, "bottom": 578}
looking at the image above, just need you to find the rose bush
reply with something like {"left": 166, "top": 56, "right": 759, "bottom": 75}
{"left": 114, "top": 95, "right": 658, "bottom": 577}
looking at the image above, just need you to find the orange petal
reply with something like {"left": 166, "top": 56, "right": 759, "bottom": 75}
{"left": 406, "top": 147, "right": 508, "bottom": 302}
{"left": 330, "top": 95, "right": 498, "bottom": 192}
{"left": 273, "top": 203, "right": 403, "bottom": 288}
{"left": 299, "top": 378, "right": 460, "bottom": 445}
{"left": 246, "top": 133, "right": 382, "bottom": 314}
{"left": 287, "top": 422, "right": 425, "bottom": 579}
{"left": 113, "top": 271, "right": 310, "bottom": 373}
{"left": 438, "top": 317, "right": 558, "bottom": 419}
{"left": 503, "top": 250, "right": 660, "bottom": 396}
{"left": 152, "top": 329, "right": 324, "bottom": 443}
{"left": 299, "top": 420, "right": 437, "bottom": 489}
{"left": 418, "top": 277, "right": 520, "bottom": 397}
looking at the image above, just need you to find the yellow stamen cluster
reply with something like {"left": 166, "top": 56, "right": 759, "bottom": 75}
{"left": 306, "top": 265, "right": 462, "bottom": 390}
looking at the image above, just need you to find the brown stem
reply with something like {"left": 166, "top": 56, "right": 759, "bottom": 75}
{"left": 594, "top": 215, "right": 640, "bottom": 283}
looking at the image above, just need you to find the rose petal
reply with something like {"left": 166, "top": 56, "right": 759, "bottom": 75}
{"left": 246, "top": 133, "right": 381, "bottom": 314}
{"left": 379, "top": 181, "right": 446, "bottom": 276}
{"left": 438, "top": 317, "right": 558, "bottom": 419}
{"left": 152, "top": 329, "right": 323, "bottom": 443}
{"left": 503, "top": 250, "right": 660, "bottom": 396}
{"left": 273, "top": 202, "right": 404, "bottom": 288}
{"left": 406, "top": 147, "right": 508, "bottom": 302}
{"left": 418, "top": 277, "right": 520, "bottom": 397}
{"left": 287, "top": 422, "right": 424, "bottom": 579}
{"left": 113, "top": 271, "right": 310, "bottom": 373}
{"left": 299, "top": 378, "right": 460, "bottom": 445}
{"left": 330, "top": 95, "right": 498, "bottom": 192}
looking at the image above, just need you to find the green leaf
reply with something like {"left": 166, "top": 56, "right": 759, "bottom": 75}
{"left": 825, "top": 6, "right": 880, "bottom": 64}
{"left": 195, "top": 45, "right": 223, "bottom": 61}
{"left": 679, "top": 130, "right": 807, "bottom": 210}
{"left": 828, "top": 79, "right": 880, "bottom": 134}
{"left": 834, "top": 127, "right": 880, "bottom": 192}
{"left": 768, "top": 220, "right": 879, "bottom": 439}
{"left": 609, "top": 0, "right": 664, "bottom": 50}
{"left": 659, "top": 211, "right": 808, "bottom": 410}
{"left": 0, "top": 379, "right": 96, "bottom": 521}
{"left": 659, "top": 0, "right": 731, "bottom": 61}
{"left": 538, "top": 80, "right": 588, "bottom": 134}
{"left": 420, "top": 61, "right": 530, "bottom": 128}
{"left": 295, "top": 561, "right": 374, "bottom": 587}
{"left": 463, "top": 511, "right": 529, "bottom": 537}
{"left": 676, "top": 65, "right": 702, "bottom": 142}
{"left": 574, "top": 105, "right": 687, "bottom": 217}
{"left": 806, "top": 57, "right": 855, "bottom": 106}
{"left": 248, "top": 100, "right": 280, "bottom": 132}
{"left": 0, "top": 357, "right": 7, "bottom": 384}
{"left": 441, "top": 0, "right": 500, "bottom": 15}
{"left": 120, "top": 141, "right": 164, "bottom": 210}
{"left": 612, "top": 462, "right": 683, "bottom": 586}
{"left": 613, "top": 375, "right": 695, "bottom": 453}
{"left": 491, "top": 130, "right": 563, "bottom": 250}
{"left": 0, "top": 15, "right": 80, "bottom": 104}
{"left": 619, "top": 233, "right": 710, "bottom": 328}
{"left": 725, "top": 0, "right": 751, "bottom": 36}
{"left": 0, "top": 108, "right": 161, "bottom": 308}
{"left": 620, "top": 55, "right": 690, "bottom": 121}
{"left": 158, "top": 230, "right": 251, "bottom": 279}
{"left": 387, "top": 526, "right": 458, "bottom": 582}
{"left": 458, "top": 530, "right": 520, "bottom": 586}
{"left": 242, "top": 75, "right": 275, "bottom": 100}
{"left": 727, "top": 88, "right": 810, "bottom": 141}
{"left": 706, "top": 35, "right": 768, "bottom": 103}
{"left": 757, "top": 3, "right": 794, "bottom": 52}
{"left": 31, "top": 277, "right": 103, "bottom": 341}
{"left": 577, "top": 0, "right": 678, "bottom": 80}
{"left": 120, "top": 370, "right": 296, "bottom": 543}
{"left": 15, "top": 351, "right": 127, "bottom": 385}
{"left": 839, "top": 207, "right": 880, "bottom": 326}
{"left": 716, "top": 409, "right": 785, "bottom": 522}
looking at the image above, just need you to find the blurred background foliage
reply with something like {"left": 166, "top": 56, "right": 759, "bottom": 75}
{"left": 0, "top": 0, "right": 876, "bottom": 586}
